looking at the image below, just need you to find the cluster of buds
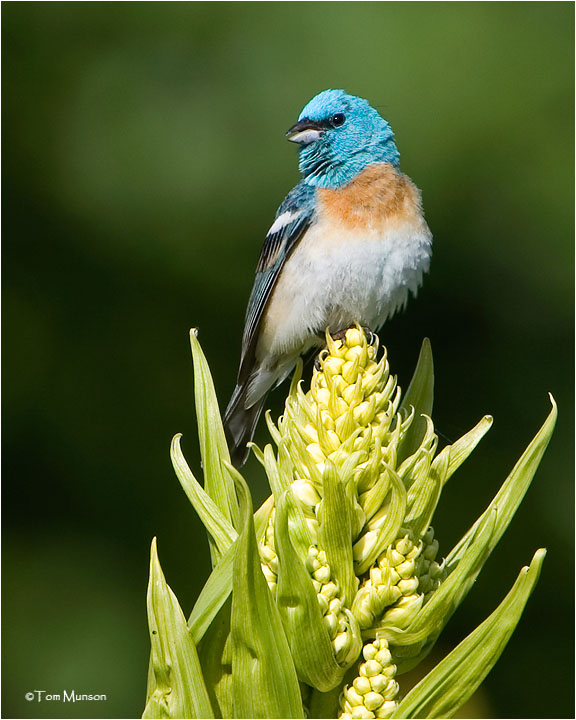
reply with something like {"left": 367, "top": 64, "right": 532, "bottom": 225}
{"left": 353, "top": 526, "right": 445, "bottom": 633}
{"left": 339, "top": 638, "right": 399, "bottom": 719}
{"left": 255, "top": 327, "right": 457, "bottom": 713}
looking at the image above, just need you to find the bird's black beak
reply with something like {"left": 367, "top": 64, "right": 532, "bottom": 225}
{"left": 286, "top": 118, "right": 325, "bottom": 145}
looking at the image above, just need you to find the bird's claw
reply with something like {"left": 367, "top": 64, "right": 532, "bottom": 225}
{"left": 329, "top": 325, "right": 378, "bottom": 345}
{"left": 362, "top": 326, "right": 378, "bottom": 346}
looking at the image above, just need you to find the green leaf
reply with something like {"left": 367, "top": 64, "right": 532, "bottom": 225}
{"left": 230, "top": 470, "right": 304, "bottom": 718}
{"left": 187, "top": 495, "right": 276, "bottom": 648}
{"left": 143, "top": 538, "right": 214, "bottom": 719}
{"left": 318, "top": 459, "right": 356, "bottom": 607}
{"left": 197, "top": 597, "right": 234, "bottom": 719}
{"left": 397, "top": 338, "right": 434, "bottom": 463}
{"left": 443, "top": 415, "right": 493, "bottom": 484}
{"left": 189, "top": 329, "right": 240, "bottom": 550}
{"left": 447, "top": 396, "right": 557, "bottom": 569}
{"left": 187, "top": 496, "right": 278, "bottom": 648}
{"left": 188, "top": 541, "right": 234, "bottom": 645}
{"left": 392, "top": 549, "right": 546, "bottom": 719}
{"left": 171, "top": 434, "right": 237, "bottom": 556}
{"left": 145, "top": 655, "right": 154, "bottom": 710}
{"left": 275, "top": 489, "right": 351, "bottom": 691}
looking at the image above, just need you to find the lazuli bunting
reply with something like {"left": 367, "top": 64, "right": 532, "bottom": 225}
{"left": 224, "top": 89, "right": 432, "bottom": 466}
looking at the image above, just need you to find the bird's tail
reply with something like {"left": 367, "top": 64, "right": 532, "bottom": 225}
{"left": 223, "top": 383, "right": 267, "bottom": 467}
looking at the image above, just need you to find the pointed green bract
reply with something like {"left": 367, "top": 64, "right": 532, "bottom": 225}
{"left": 171, "top": 434, "right": 237, "bottom": 557}
{"left": 443, "top": 415, "right": 493, "bottom": 483}
{"left": 197, "top": 598, "right": 234, "bottom": 719}
{"left": 447, "top": 396, "right": 557, "bottom": 569}
{"left": 403, "top": 447, "right": 445, "bottom": 541}
{"left": 263, "top": 441, "right": 290, "bottom": 499}
{"left": 397, "top": 338, "right": 434, "bottom": 463}
{"left": 393, "top": 549, "right": 546, "bottom": 719}
{"left": 274, "top": 489, "right": 353, "bottom": 692}
{"left": 188, "top": 542, "right": 234, "bottom": 645}
{"left": 230, "top": 471, "right": 304, "bottom": 718}
{"left": 189, "top": 330, "right": 240, "bottom": 554}
{"left": 318, "top": 460, "right": 357, "bottom": 607}
{"left": 143, "top": 538, "right": 214, "bottom": 720}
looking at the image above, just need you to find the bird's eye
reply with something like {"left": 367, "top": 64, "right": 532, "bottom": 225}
{"left": 330, "top": 113, "right": 346, "bottom": 127}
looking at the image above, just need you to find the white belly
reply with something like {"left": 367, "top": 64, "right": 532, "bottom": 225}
{"left": 260, "top": 215, "right": 432, "bottom": 357}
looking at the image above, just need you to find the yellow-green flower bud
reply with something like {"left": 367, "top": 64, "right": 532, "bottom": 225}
{"left": 292, "top": 478, "right": 321, "bottom": 506}
{"left": 259, "top": 508, "right": 279, "bottom": 595}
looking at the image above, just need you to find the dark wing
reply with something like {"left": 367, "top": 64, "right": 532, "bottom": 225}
{"left": 237, "top": 181, "right": 316, "bottom": 385}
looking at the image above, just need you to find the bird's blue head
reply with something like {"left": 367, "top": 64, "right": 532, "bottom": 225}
{"left": 286, "top": 89, "right": 400, "bottom": 189}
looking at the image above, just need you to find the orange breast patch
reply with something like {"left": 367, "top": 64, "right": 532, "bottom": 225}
{"left": 318, "top": 163, "right": 422, "bottom": 230}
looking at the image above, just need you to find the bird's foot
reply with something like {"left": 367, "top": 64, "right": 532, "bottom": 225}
{"left": 329, "top": 325, "right": 378, "bottom": 346}
{"left": 313, "top": 325, "right": 377, "bottom": 369}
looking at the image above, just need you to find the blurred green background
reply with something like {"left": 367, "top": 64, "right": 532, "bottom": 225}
{"left": 2, "top": 2, "right": 573, "bottom": 718}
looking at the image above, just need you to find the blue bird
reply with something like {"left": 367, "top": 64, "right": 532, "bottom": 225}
{"left": 224, "top": 89, "right": 432, "bottom": 465}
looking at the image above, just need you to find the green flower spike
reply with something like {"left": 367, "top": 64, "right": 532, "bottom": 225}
{"left": 143, "top": 327, "right": 556, "bottom": 719}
